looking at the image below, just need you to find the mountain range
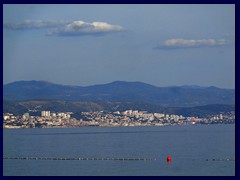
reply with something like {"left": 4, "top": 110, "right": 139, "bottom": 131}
{"left": 3, "top": 80, "right": 235, "bottom": 107}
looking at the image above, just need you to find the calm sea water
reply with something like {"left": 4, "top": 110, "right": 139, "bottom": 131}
{"left": 3, "top": 124, "right": 235, "bottom": 176}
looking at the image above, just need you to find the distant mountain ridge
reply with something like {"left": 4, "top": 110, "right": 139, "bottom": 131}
{"left": 3, "top": 80, "right": 235, "bottom": 107}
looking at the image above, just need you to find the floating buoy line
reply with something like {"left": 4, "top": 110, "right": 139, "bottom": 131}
{"left": 3, "top": 157, "right": 155, "bottom": 161}
{"left": 3, "top": 157, "right": 235, "bottom": 162}
{"left": 205, "top": 158, "right": 235, "bottom": 161}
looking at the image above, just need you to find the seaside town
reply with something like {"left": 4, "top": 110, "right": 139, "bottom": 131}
{"left": 3, "top": 110, "right": 235, "bottom": 129}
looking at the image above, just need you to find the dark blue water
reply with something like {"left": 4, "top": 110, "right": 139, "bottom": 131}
{"left": 3, "top": 124, "right": 235, "bottom": 176}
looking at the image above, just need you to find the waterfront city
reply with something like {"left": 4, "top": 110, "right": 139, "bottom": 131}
{"left": 3, "top": 110, "right": 235, "bottom": 128}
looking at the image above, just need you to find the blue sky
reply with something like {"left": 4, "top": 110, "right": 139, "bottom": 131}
{"left": 3, "top": 4, "right": 235, "bottom": 88}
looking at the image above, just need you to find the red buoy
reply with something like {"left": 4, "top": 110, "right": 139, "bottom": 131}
{"left": 167, "top": 156, "right": 172, "bottom": 162}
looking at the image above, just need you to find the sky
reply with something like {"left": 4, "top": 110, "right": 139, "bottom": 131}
{"left": 3, "top": 4, "right": 235, "bottom": 89}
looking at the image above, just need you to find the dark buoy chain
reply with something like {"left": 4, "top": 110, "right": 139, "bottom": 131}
{"left": 3, "top": 157, "right": 155, "bottom": 161}
{"left": 205, "top": 158, "right": 235, "bottom": 161}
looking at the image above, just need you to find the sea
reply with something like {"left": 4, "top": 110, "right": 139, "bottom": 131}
{"left": 3, "top": 124, "right": 235, "bottom": 176}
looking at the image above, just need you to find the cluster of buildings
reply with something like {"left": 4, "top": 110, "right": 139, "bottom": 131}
{"left": 80, "top": 110, "right": 235, "bottom": 127}
{"left": 3, "top": 111, "right": 80, "bottom": 129}
{"left": 3, "top": 109, "right": 235, "bottom": 129}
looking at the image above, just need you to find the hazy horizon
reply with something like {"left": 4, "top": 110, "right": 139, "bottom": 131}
{"left": 3, "top": 4, "right": 235, "bottom": 89}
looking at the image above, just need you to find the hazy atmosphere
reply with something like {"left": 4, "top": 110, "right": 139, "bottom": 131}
{"left": 3, "top": 4, "right": 235, "bottom": 88}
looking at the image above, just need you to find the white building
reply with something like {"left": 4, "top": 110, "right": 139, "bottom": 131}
{"left": 3, "top": 113, "right": 14, "bottom": 120}
{"left": 219, "top": 114, "right": 223, "bottom": 120}
{"left": 41, "top": 111, "right": 51, "bottom": 117}
{"left": 3, "top": 115, "right": 10, "bottom": 120}
{"left": 154, "top": 113, "right": 165, "bottom": 119}
{"left": 22, "top": 113, "right": 30, "bottom": 120}
{"left": 51, "top": 113, "right": 57, "bottom": 117}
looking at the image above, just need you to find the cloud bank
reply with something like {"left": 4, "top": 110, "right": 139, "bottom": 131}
{"left": 3, "top": 20, "right": 69, "bottom": 30}
{"left": 4, "top": 20, "right": 125, "bottom": 36}
{"left": 155, "top": 38, "right": 226, "bottom": 49}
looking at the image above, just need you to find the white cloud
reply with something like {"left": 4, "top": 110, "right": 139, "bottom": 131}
{"left": 4, "top": 20, "right": 125, "bottom": 36}
{"left": 47, "top": 21, "right": 124, "bottom": 36}
{"left": 156, "top": 38, "right": 226, "bottom": 49}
